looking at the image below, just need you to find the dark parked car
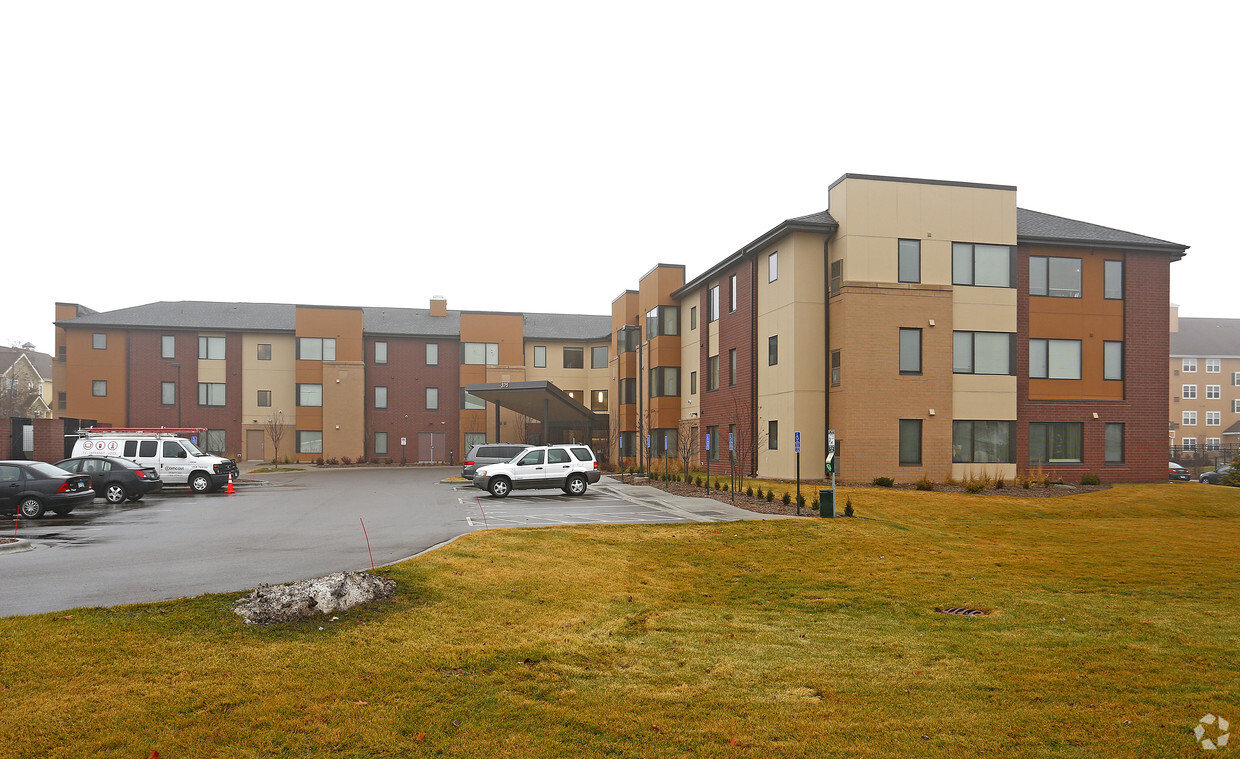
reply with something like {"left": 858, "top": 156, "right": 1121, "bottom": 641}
{"left": 0, "top": 460, "right": 96, "bottom": 518}
{"left": 1169, "top": 462, "right": 1191, "bottom": 481}
{"left": 55, "top": 456, "right": 163, "bottom": 504}
{"left": 1199, "top": 465, "right": 1234, "bottom": 485}
{"left": 461, "top": 443, "right": 531, "bottom": 479}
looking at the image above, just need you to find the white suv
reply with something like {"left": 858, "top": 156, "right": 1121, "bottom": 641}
{"left": 472, "top": 444, "right": 601, "bottom": 498}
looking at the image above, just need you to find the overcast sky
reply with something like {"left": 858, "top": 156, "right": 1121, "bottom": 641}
{"left": 3, "top": 2, "right": 1233, "bottom": 355}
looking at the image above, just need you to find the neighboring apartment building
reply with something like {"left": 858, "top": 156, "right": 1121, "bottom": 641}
{"left": 54, "top": 299, "right": 611, "bottom": 463}
{"left": 611, "top": 174, "right": 1187, "bottom": 483}
{"left": 1, "top": 344, "right": 54, "bottom": 419}
{"left": 1168, "top": 308, "right": 1240, "bottom": 460}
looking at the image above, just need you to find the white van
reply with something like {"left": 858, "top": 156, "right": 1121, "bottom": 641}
{"left": 72, "top": 430, "right": 240, "bottom": 493}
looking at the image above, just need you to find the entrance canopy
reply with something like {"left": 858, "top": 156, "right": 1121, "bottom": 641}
{"left": 465, "top": 380, "right": 602, "bottom": 444}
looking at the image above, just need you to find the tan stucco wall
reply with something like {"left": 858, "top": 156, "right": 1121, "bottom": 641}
{"left": 680, "top": 285, "right": 702, "bottom": 427}
{"left": 524, "top": 340, "right": 611, "bottom": 408}
{"left": 242, "top": 334, "right": 296, "bottom": 424}
{"left": 322, "top": 360, "right": 365, "bottom": 459}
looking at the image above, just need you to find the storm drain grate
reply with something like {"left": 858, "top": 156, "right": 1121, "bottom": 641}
{"left": 937, "top": 607, "right": 987, "bottom": 617}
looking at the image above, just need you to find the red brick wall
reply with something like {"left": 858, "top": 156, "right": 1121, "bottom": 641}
{"left": 365, "top": 337, "right": 461, "bottom": 463}
{"left": 33, "top": 418, "right": 65, "bottom": 463}
{"left": 0, "top": 418, "right": 12, "bottom": 459}
{"left": 1017, "top": 248, "right": 1170, "bottom": 482}
{"left": 127, "top": 330, "right": 199, "bottom": 429}
{"left": 699, "top": 259, "right": 758, "bottom": 475}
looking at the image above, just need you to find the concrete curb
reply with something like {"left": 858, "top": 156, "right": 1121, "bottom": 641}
{"left": 0, "top": 538, "right": 34, "bottom": 555}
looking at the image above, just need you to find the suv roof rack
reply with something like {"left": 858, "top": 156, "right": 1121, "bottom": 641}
{"left": 77, "top": 427, "right": 206, "bottom": 437}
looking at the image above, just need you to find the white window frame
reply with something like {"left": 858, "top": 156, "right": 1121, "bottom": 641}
{"left": 1183, "top": 384, "right": 1197, "bottom": 400}
{"left": 1207, "top": 411, "right": 1221, "bottom": 426}
{"left": 768, "top": 251, "right": 778, "bottom": 282}
{"left": 1206, "top": 358, "right": 1221, "bottom": 373}
{"left": 1183, "top": 358, "right": 1197, "bottom": 373}
{"left": 1183, "top": 410, "right": 1197, "bottom": 426}
{"left": 1182, "top": 437, "right": 1197, "bottom": 452}
{"left": 1207, "top": 384, "right": 1221, "bottom": 400}
{"left": 1207, "top": 437, "right": 1222, "bottom": 451}
{"left": 534, "top": 346, "right": 546, "bottom": 368}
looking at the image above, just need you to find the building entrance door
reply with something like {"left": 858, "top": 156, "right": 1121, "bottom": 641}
{"left": 417, "top": 432, "right": 446, "bottom": 463}
{"left": 246, "top": 429, "right": 266, "bottom": 462}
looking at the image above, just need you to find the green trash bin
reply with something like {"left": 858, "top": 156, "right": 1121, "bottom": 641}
{"left": 819, "top": 489, "right": 835, "bottom": 518}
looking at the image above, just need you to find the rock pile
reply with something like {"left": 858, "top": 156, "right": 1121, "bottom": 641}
{"left": 234, "top": 571, "right": 395, "bottom": 625}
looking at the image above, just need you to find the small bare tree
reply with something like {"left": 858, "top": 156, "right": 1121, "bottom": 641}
{"left": 678, "top": 417, "right": 701, "bottom": 481}
{"left": 264, "top": 410, "right": 288, "bottom": 469}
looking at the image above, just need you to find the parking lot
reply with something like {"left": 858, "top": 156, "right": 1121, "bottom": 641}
{"left": 1, "top": 467, "right": 778, "bottom": 617}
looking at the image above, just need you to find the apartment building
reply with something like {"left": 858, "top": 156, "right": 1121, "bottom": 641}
{"left": 611, "top": 174, "right": 1187, "bottom": 483}
{"left": 54, "top": 299, "right": 611, "bottom": 463}
{"left": 1168, "top": 309, "right": 1240, "bottom": 460}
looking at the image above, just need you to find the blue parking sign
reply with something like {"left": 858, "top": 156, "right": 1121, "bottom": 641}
{"left": 795, "top": 431, "right": 801, "bottom": 453}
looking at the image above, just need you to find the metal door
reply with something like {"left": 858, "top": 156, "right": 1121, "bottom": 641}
{"left": 246, "top": 429, "right": 266, "bottom": 462}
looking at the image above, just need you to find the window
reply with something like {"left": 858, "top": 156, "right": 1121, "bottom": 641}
{"left": 1029, "top": 422, "right": 1084, "bottom": 463}
{"left": 768, "top": 420, "right": 778, "bottom": 451}
{"left": 1207, "top": 411, "right": 1221, "bottom": 426}
{"left": 563, "top": 347, "right": 584, "bottom": 369}
{"left": 952, "top": 243, "right": 1013, "bottom": 287}
{"left": 296, "top": 384, "right": 322, "bottom": 407}
{"left": 1104, "top": 341, "right": 1123, "bottom": 381}
{"left": 57, "top": 391, "right": 66, "bottom": 411}
{"left": 831, "top": 351, "right": 841, "bottom": 386}
{"left": 161, "top": 335, "right": 176, "bottom": 359}
{"left": 254, "top": 343, "right": 271, "bottom": 361}
{"left": 899, "top": 329, "right": 922, "bottom": 374}
{"left": 1235, "top": 399, "right": 1240, "bottom": 414}
{"left": 1030, "top": 339, "right": 1082, "bottom": 379}
{"left": 463, "top": 342, "right": 499, "bottom": 365}
{"left": 257, "top": 390, "right": 271, "bottom": 407}
{"left": 590, "top": 390, "right": 608, "bottom": 411}
{"left": 161, "top": 382, "right": 176, "bottom": 405}
{"left": 297, "top": 337, "right": 336, "bottom": 361}
{"left": 93, "top": 333, "right": 107, "bottom": 350}
{"left": 426, "top": 387, "right": 439, "bottom": 410}
{"left": 728, "top": 349, "right": 737, "bottom": 387}
{"left": 375, "top": 432, "right": 388, "bottom": 456}
{"left": 729, "top": 274, "right": 738, "bottom": 313}
{"left": 952, "top": 421, "right": 1015, "bottom": 463}
{"left": 690, "top": 306, "right": 697, "bottom": 330}
{"left": 1207, "top": 385, "right": 1221, "bottom": 400}
{"left": 899, "top": 419, "right": 922, "bottom": 466}
{"left": 617, "top": 328, "right": 639, "bottom": 354}
{"left": 768, "top": 336, "right": 778, "bottom": 366}
{"left": 1207, "top": 437, "right": 1222, "bottom": 451}
{"left": 534, "top": 346, "right": 546, "bottom": 368}
{"left": 198, "top": 336, "right": 225, "bottom": 360}
{"left": 297, "top": 431, "right": 323, "bottom": 454}
{"left": 619, "top": 378, "right": 636, "bottom": 405}
{"left": 1183, "top": 358, "right": 1197, "bottom": 373}
{"left": 1104, "top": 259, "right": 1124, "bottom": 299}
{"left": 1030, "top": 256, "right": 1082, "bottom": 297}
{"left": 93, "top": 380, "right": 109, "bottom": 397}
{"left": 592, "top": 346, "right": 608, "bottom": 368}
{"left": 426, "top": 343, "right": 438, "bottom": 366}
{"left": 463, "top": 390, "right": 486, "bottom": 410}
{"left": 708, "top": 355, "right": 719, "bottom": 391}
{"left": 375, "top": 386, "right": 387, "bottom": 409}
{"left": 898, "top": 239, "right": 920, "bottom": 283}
{"left": 649, "top": 367, "right": 680, "bottom": 398}
{"left": 1206, "top": 359, "right": 1221, "bottom": 373}
{"left": 830, "top": 259, "right": 842, "bottom": 296}
{"left": 1233, "top": 372, "right": 1240, "bottom": 386}
{"left": 707, "top": 426, "right": 719, "bottom": 461}
{"left": 1105, "top": 423, "right": 1124, "bottom": 463}
{"left": 708, "top": 285, "right": 720, "bottom": 322}
{"left": 1182, "top": 437, "right": 1198, "bottom": 452}
{"left": 1183, "top": 410, "right": 1197, "bottom": 426}
{"left": 619, "top": 431, "right": 636, "bottom": 456}
{"left": 200, "top": 430, "right": 224, "bottom": 455}
{"left": 1183, "top": 385, "right": 1197, "bottom": 400}
{"left": 765, "top": 251, "right": 778, "bottom": 283}
{"left": 646, "top": 306, "right": 680, "bottom": 338}
{"left": 690, "top": 371, "right": 697, "bottom": 394}
{"left": 953, "top": 332, "right": 1014, "bottom": 375}
{"left": 375, "top": 342, "right": 387, "bottom": 365}
{"left": 652, "top": 429, "right": 678, "bottom": 458}
{"left": 199, "top": 382, "right": 226, "bottom": 406}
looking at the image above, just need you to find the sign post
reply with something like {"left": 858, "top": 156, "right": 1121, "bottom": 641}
{"left": 824, "top": 429, "right": 836, "bottom": 518}
{"left": 663, "top": 434, "right": 669, "bottom": 480}
{"left": 705, "top": 433, "right": 711, "bottom": 491}
{"left": 795, "top": 431, "right": 801, "bottom": 515}
{"left": 729, "top": 432, "right": 735, "bottom": 505}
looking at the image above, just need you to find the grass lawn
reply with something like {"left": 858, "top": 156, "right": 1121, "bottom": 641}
{"left": 2, "top": 483, "right": 1238, "bottom": 757}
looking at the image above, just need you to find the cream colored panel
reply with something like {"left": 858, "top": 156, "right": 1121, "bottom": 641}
{"left": 952, "top": 374, "right": 1017, "bottom": 420}
{"left": 524, "top": 340, "right": 611, "bottom": 406}
{"left": 242, "top": 334, "right": 297, "bottom": 423}
{"left": 953, "top": 287, "right": 1017, "bottom": 332}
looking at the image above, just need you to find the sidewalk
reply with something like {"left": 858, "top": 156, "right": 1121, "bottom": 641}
{"left": 594, "top": 475, "right": 793, "bottom": 521}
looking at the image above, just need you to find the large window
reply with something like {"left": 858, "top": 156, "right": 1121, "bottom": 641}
{"left": 463, "top": 390, "right": 486, "bottom": 410}
{"left": 619, "top": 431, "right": 636, "bottom": 457}
{"left": 375, "top": 432, "right": 388, "bottom": 456}
{"left": 1029, "top": 422, "right": 1083, "bottom": 464}
{"left": 646, "top": 306, "right": 680, "bottom": 338}
{"left": 617, "top": 328, "right": 639, "bottom": 354}
{"left": 198, "top": 336, "right": 225, "bottom": 360}
{"left": 952, "top": 421, "right": 1015, "bottom": 463}
{"left": 708, "top": 285, "right": 720, "bottom": 322}
{"left": 899, "top": 328, "right": 922, "bottom": 374}
{"left": 1030, "top": 256, "right": 1082, "bottom": 298}
{"left": 199, "top": 382, "right": 226, "bottom": 406}
{"left": 161, "top": 335, "right": 176, "bottom": 359}
{"left": 708, "top": 355, "right": 719, "bottom": 391}
{"left": 953, "top": 332, "right": 1014, "bottom": 375}
{"left": 619, "top": 378, "right": 636, "bottom": 405}
{"left": 592, "top": 346, "right": 608, "bottom": 368}
{"left": 426, "top": 387, "right": 439, "bottom": 410}
{"left": 426, "top": 343, "right": 438, "bottom": 366}
{"left": 1105, "top": 423, "right": 1124, "bottom": 463}
{"left": 768, "top": 251, "right": 778, "bottom": 282}
{"left": 375, "top": 386, "right": 387, "bottom": 409}
{"left": 534, "top": 345, "right": 547, "bottom": 368}
{"left": 464, "top": 342, "right": 499, "bottom": 365}
{"left": 563, "top": 347, "right": 584, "bottom": 369}
{"left": 296, "top": 383, "right": 322, "bottom": 407}
{"left": 707, "top": 425, "right": 719, "bottom": 461}
{"left": 1104, "top": 341, "right": 1123, "bottom": 381}
{"left": 161, "top": 382, "right": 176, "bottom": 405}
{"left": 898, "top": 239, "right": 920, "bottom": 283}
{"left": 652, "top": 429, "right": 678, "bottom": 458}
{"left": 297, "top": 431, "right": 323, "bottom": 454}
{"left": 1104, "top": 259, "right": 1124, "bottom": 299}
{"left": 1030, "top": 339, "right": 1082, "bottom": 379}
{"left": 899, "top": 419, "right": 922, "bottom": 466}
{"left": 374, "top": 341, "right": 387, "bottom": 365}
{"left": 649, "top": 367, "right": 680, "bottom": 398}
{"left": 205, "top": 430, "right": 226, "bottom": 456}
{"left": 297, "top": 337, "right": 336, "bottom": 361}
{"left": 953, "top": 243, "right": 1013, "bottom": 287}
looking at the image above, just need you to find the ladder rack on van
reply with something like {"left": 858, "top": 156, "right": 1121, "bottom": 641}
{"left": 76, "top": 428, "right": 207, "bottom": 438}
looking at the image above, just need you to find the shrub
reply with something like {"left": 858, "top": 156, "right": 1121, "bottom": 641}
{"left": 766, "top": 489, "right": 774, "bottom": 502}
{"left": 712, "top": 479, "right": 720, "bottom": 490}
{"left": 1080, "top": 474, "right": 1101, "bottom": 486}
{"left": 965, "top": 480, "right": 986, "bottom": 494}
{"left": 327, "top": 457, "right": 340, "bottom": 466}
{"left": 695, "top": 476, "right": 703, "bottom": 488}
{"left": 872, "top": 477, "right": 894, "bottom": 487}
{"left": 796, "top": 493, "right": 806, "bottom": 508}
{"left": 995, "top": 475, "right": 1005, "bottom": 490}
{"left": 340, "top": 456, "right": 353, "bottom": 466}
{"left": 915, "top": 473, "right": 934, "bottom": 491}
{"left": 745, "top": 486, "right": 754, "bottom": 498}
{"left": 314, "top": 457, "right": 325, "bottom": 466}
{"left": 844, "top": 498, "right": 854, "bottom": 517}
{"left": 811, "top": 497, "right": 820, "bottom": 511}
{"left": 781, "top": 491, "right": 791, "bottom": 505}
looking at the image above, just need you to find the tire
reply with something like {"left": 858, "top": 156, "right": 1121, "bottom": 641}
{"left": 189, "top": 472, "right": 213, "bottom": 494}
{"left": 565, "top": 474, "right": 588, "bottom": 496}
{"left": 488, "top": 477, "right": 511, "bottom": 498}
{"left": 19, "top": 497, "right": 45, "bottom": 519}
{"left": 105, "top": 482, "right": 129, "bottom": 504}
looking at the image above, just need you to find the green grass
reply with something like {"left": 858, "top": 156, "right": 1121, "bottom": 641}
{"left": 2, "top": 483, "right": 1238, "bottom": 757}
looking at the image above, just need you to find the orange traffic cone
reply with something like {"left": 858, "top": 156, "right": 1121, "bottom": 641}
{"left": 226, "top": 473, "right": 235, "bottom": 494}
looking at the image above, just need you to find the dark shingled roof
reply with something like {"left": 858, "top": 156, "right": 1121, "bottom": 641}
{"left": 523, "top": 312, "right": 611, "bottom": 341}
{"left": 1017, "top": 208, "right": 1187, "bottom": 255}
{"left": 0, "top": 347, "right": 53, "bottom": 380}
{"left": 363, "top": 307, "right": 461, "bottom": 337}
{"left": 1170, "top": 318, "right": 1240, "bottom": 358}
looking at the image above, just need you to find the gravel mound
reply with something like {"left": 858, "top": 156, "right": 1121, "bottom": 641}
{"left": 234, "top": 571, "right": 395, "bottom": 625}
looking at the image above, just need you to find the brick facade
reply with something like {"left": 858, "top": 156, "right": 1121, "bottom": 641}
{"left": 365, "top": 337, "right": 461, "bottom": 463}
{"left": 699, "top": 259, "right": 758, "bottom": 475}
